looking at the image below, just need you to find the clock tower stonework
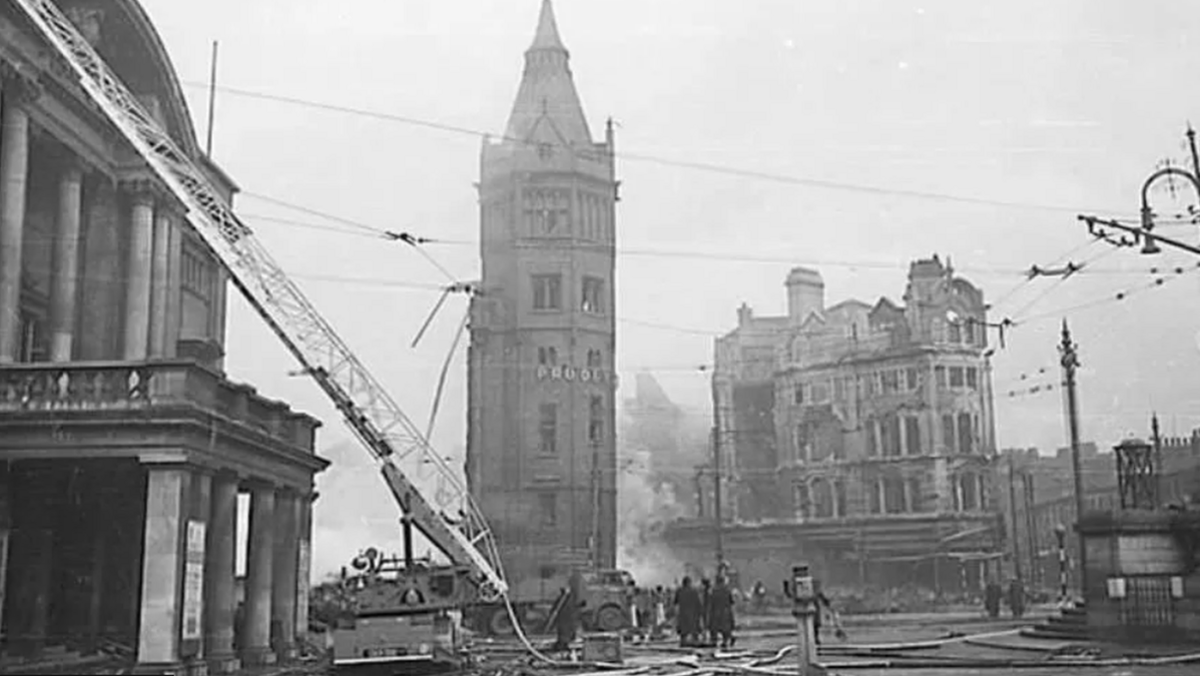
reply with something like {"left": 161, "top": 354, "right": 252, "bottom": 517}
{"left": 466, "top": 0, "right": 619, "bottom": 578}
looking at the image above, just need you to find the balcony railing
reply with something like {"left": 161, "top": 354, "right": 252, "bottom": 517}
{"left": 0, "top": 359, "right": 318, "bottom": 452}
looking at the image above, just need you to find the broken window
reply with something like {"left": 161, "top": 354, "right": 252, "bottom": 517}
{"left": 942, "top": 414, "right": 956, "bottom": 454}
{"left": 961, "top": 474, "right": 978, "bottom": 510}
{"left": 881, "top": 370, "right": 899, "bottom": 394}
{"left": 884, "top": 477, "right": 906, "bottom": 514}
{"left": 539, "top": 493, "right": 557, "bottom": 527}
{"left": 957, "top": 412, "right": 974, "bottom": 454}
{"left": 586, "top": 348, "right": 602, "bottom": 368}
{"left": 794, "top": 483, "right": 810, "bottom": 519}
{"left": 948, "top": 322, "right": 962, "bottom": 344}
{"left": 795, "top": 423, "right": 812, "bottom": 462}
{"left": 949, "top": 367, "right": 965, "bottom": 388}
{"left": 532, "top": 274, "right": 562, "bottom": 311}
{"left": 966, "top": 367, "right": 978, "bottom": 390}
{"left": 904, "top": 417, "right": 921, "bottom": 455}
{"left": 907, "top": 477, "right": 925, "bottom": 512}
{"left": 582, "top": 276, "right": 605, "bottom": 314}
{"left": 588, "top": 395, "right": 604, "bottom": 443}
{"left": 964, "top": 318, "right": 977, "bottom": 345}
{"left": 538, "top": 346, "right": 559, "bottom": 366}
{"left": 794, "top": 384, "right": 804, "bottom": 405}
{"left": 539, "top": 403, "right": 557, "bottom": 454}
{"left": 811, "top": 479, "right": 834, "bottom": 518}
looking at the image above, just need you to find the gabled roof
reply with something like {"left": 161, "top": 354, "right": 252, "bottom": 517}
{"left": 503, "top": 0, "right": 593, "bottom": 146}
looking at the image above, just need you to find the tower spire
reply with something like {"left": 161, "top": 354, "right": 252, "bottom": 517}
{"left": 530, "top": 0, "right": 566, "bottom": 52}
{"left": 503, "top": 0, "right": 592, "bottom": 145}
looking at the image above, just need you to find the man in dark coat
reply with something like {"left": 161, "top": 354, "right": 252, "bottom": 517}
{"left": 984, "top": 579, "right": 1003, "bottom": 618}
{"left": 552, "top": 569, "right": 585, "bottom": 652}
{"left": 709, "top": 576, "right": 736, "bottom": 648}
{"left": 673, "top": 577, "right": 701, "bottom": 646}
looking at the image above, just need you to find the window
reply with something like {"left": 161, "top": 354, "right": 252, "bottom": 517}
{"left": 904, "top": 417, "right": 921, "bottom": 456}
{"left": 532, "top": 274, "right": 562, "bottom": 311}
{"left": 588, "top": 395, "right": 604, "bottom": 444}
{"left": 906, "top": 367, "right": 918, "bottom": 391}
{"left": 181, "top": 247, "right": 212, "bottom": 299}
{"left": 18, "top": 312, "right": 44, "bottom": 363}
{"left": 810, "top": 381, "right": 830, "bottom": 404}
{"left": 811, "top": 480, "right": 834, "bottom": 518}
{"left": 834, "top": 480, "right": 846, "bottom": 518}
{"left": 964, "top": 318, "right": 977, "bottom": 345}
{"left": 960, "top": 474, "right": 978, "bottom": 510}
{"left": 966, "top": 367, "right": 978, "bottom": 390}
{"left": 581, "top": 276, "right": 605, "bottom": 314}
{"left": 882, "top": 370, "right": 899, "bottom": 394}
{"left": 957, "top": 411, "right": 974, "bottom": 454}
{"left": 907, "top": 477, "right": 925, "bottom": 512}
{"left": 882, "top": 415, "right": 902, "bottom": 457}
{"left": 948, "top": 322, "right": 962, "bottom": 344}
{"left": 834, "top": 377, "right": 846, "bottom": 401}
{"left": 538, "top": 493, "right": 558, "bottom": 527}
{"left": 538, "top": 346, "right": 559, "bottom": 366}
{"left": 794, "top": 483, "right": 810, "bottom": 519}
{"left": 935, "top": 366, "right": 946, "bottom": 388}
{"left": 868, "top": 480, "right": 882, "bottom": 514}
{"left": 795, "top": 423, "right": 812, "bottom": 462}
{"left": 942, "top": 414, "right": 956, "bottom": 454}
{"left": 538, "top": 403, "right": 557, "bottom": 454}
{"left": 949, "top": 366, "right": 964, "bottom": 388}
{"left": 884, "top": 477, "right": 905, "bottom": 514}
{"left": 793, "top": 385, "right": 804, "bottom": 405}
{"left": 586, "top": 349, "right": 602, "bottom": 368}
{"left": 864, "top": 420, "right": 878, "bottom": 457}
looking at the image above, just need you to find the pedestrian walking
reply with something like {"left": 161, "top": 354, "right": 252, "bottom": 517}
{"left": 673, "top": 577, "right": 702, "bottom": 646}
{"left": 984, "top": 579, "right": 1003, "bottom": 618}
{"left": 1007, "top": 578, "right": 1027, "bottom": 619}
{"left": 709, "top": 576, "right": 737, "bottom": 648}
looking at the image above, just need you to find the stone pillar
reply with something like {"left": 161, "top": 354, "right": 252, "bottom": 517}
{"left": 136, "top": 466, "right": 187, "bottom": 668}
{"left": 240, "top": 484, "right": 277, "bottom": 666}
{"left": 0, "top": 465, "right": 9, "bottom": 640}
{"left": 0, "top": 76, "right": 36, "bottom": 363}
{"left": 48, "top": 159, "right": 84, "bottom": 362}
{"left": 148, "top": 205, "right": 172, "bottom": 358}
{"left": 123, "top": 185, "right": 155, "bottom": 360}
{"left": 78, "top": 178, "right": 121, "bottom": 360}
{"left": 180, "top": 471, "right": 212, "bottom": 670}
{"left": 205, "top": 473, "right": 239, "bottom": 673}
{"left": 271, "top": 491, "right": 299, "bottom": 661}
{"left": 164, "top": 216, "right": 182, "bottom": 357}
{"left": 295, "top": 493, "right": 314, "bottom": 644}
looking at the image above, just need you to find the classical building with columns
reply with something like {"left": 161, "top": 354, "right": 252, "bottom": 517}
{"left": 0, "top": 2, "right": 327, "bottom": 674}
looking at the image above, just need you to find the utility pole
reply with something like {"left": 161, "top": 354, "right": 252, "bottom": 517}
{"left": 1060, "top": 320, "right": 1087, "bottom": 600}
{"left": 710, "top": 375, "right": 725, "bottom": 575}
{"left": 1007, "top": 455, "right": 1023, "bottom": 581}
{"left": 1022, "top": 472, "right": 1038, "bottom": 589}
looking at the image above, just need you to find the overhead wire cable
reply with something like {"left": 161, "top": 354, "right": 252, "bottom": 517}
{"left": 182, "top": 80, "right": 1139, "bottom": 217}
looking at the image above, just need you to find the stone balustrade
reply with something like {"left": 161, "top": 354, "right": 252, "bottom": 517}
{"left": 0, "top": 359, "right": 318, "bottom": 452}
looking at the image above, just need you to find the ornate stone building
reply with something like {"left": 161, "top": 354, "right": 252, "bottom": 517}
{"left": 466, "top": 0, "right": 619, "bottom": 592}
{"left": 668, "top": 256, "right": 1003, "bottom": 593}
{"left": 0, "top": 2, "right": 326, "bottom": 673}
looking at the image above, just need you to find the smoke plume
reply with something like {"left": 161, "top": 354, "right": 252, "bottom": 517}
{"left": 616, "top": 443, "right": 690, "bottom": 587}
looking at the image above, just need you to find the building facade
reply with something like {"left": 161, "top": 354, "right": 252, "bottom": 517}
{"left": 0, "top": 2, "right": 326, "bottom": 673}
{"left": 466, "top": 0, "right": 619, "bottom": 586}
{"left": 667, "top": 256, "right": 1004, "bottom": 593}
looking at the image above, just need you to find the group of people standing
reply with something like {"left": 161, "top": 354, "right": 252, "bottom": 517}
{"left": 627, "top": 576, "right": 739, "bottom": 648}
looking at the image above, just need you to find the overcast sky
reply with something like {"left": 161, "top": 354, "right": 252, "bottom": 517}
{"left": 139, "top": 0, "right": 1200, "bottom": 571}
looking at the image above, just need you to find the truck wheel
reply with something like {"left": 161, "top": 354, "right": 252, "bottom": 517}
{"left": 488, "top": 607, "right": 516, "bottom": 636}
{"left": 596, "top": 604, "right": 626, "bottom": 632}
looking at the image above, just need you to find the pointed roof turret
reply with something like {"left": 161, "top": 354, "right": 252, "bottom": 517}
{"left": 503, "top": 0, "right": 593, "bottom": 146}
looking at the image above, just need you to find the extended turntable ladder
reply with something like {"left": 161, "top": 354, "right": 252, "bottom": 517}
{"left": 10, "top": 0, "right": 507, "bottom": 600}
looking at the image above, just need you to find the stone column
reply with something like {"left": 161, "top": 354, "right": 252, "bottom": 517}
{"left": 78, "top": 178, "right": 121, "bottom": 360}
{"left": 0, "top": 76, "right": 36, "bottom": 363}
{"left": 271, "top": 491, "right": 299, "bottom": 661}
{"left": 49, "top": 159, "right": 84, "bottom": 362}
{"left": 136, "top": 465, "right": 187, "bottom": 667}
{"left": 240, "top": 483, "right": 277, "bottom": 666}
{"left": 123, "top": 184, "right": 155, "bottom": 360}
{"left": 294, "top": 493, "right": 314, "bottom": 644}
{"left": 148, "top": 205, "right": 172, "bottom": 358}
{"left": 205, "top": 473, "right": 239, "bottom": 673}
{"left": 163, "top": 216, "right": 182, "bottom": 358}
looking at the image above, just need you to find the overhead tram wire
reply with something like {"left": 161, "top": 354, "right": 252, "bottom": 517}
{"left": 989, "top": 237, "right": 1100, "bottom": 312}
{"left": 182, "top": 80, "right": 1139, "bottom": 218}
{"left": 1014, "top": 261, "right": 1200, "bottom": 326}
{"left": 1004, "top": 242, "right": 1122, "bottom": 321}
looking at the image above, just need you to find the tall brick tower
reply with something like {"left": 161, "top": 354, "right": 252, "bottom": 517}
{"left": 466, "top": 0, "right": 619, "bottom": 587}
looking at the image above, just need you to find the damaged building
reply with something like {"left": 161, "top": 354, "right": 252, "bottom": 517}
{"left": 665, "top": 255, "right": 1004, "bottom": 594}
